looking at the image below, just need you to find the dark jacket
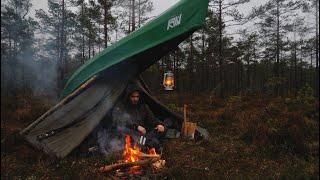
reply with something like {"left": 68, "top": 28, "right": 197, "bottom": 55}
{"left": 111, "top": 101, "right": 162, "bottom": 131}
{"left": 106, "top": 83, "right": 163, "bottom": 133}
{"left": 96, "top": 83, "right": 165, "bottom": 155}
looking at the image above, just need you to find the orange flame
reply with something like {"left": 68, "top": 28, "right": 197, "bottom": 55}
{"left": 148, "top": 148, "right": 157, "bottom": 155}
{"left": 122, "top": 134, "right": 159, "bottom": 174}
{"left": 123, "top": 134, "right": 141, "bottom": 163}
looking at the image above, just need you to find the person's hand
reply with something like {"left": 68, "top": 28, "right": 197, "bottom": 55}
{"left": 137, "top": 125, "right": 146, "bottom": 135}
{"left": 155, "top": 124, "right": 165, "bottom": 132}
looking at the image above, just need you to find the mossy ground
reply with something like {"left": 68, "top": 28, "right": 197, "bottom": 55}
{"left": 1, "top": 93, "right": 319, "bottom": 179}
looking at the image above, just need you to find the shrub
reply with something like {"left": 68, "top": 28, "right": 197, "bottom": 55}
{"left": 241, "top": 98, "right": 319, "bottom": 157}
{"left": 226, "top": 96, "right": 242, "bottom": 106}
{"left": 166, "top": 103, "right": 179, "bottom": 112}
{"left": 297, "top": 85, "right": 315, "bottom": 105}
{"left": 296, "top": 85, "right": 318, "bottom": 121}
{"left": 265, "top": 76, "right": 286, "bottom": 95}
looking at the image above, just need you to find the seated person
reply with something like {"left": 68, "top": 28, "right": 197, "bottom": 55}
{"left": 96, "top": 83, "right": 168, "bottom": 156}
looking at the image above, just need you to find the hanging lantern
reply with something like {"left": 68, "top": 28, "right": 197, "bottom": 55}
{"left": 163, "top": 71, "right": 175, "bottom": 91}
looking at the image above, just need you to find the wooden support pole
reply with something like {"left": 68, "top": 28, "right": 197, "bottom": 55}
{"left": 182, "top": 104, "right": 188, "bottom": 136}
{"left": 181, "top": 104, "right": 197, "bottom": 139}
{"left": 183, "top": 104, "right": 188, "bottom": 123}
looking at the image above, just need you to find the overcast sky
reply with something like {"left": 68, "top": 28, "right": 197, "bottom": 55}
{"left": 29, "top": 0, "right": 269, "bottom": 42}
{"left": 29, "top": 0, "right": 180, "bottom": 17}
{"left": 30, "top": 0, "right": 267, "bottom": 18}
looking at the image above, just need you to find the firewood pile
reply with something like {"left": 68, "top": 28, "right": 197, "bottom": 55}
{"left": 99, "top": 153, "right": 165, "bottom": 178}
{"left": 99, "top": 135, "right": 166, "bottom": 177}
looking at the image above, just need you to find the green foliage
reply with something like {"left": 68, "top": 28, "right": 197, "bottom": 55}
{"left": 166, "top": 103, "right": 181, "bottom": 113}
{"left": 226, "top": 96, "right": 242, "bottom": 106}
{"left": 297, "top": 84, "right": 315, "bottom": 106}
{"left": 265, "top": 77, "right": 286, "bottom": 93}
{"left": 285, "top": 85, "right": 318, "bottom": 120}
{"left": 1, "top": 0, "right": 39, "bottom": 94}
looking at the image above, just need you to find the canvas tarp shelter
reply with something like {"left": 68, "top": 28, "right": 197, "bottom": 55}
{"left": 20, "top": 0, "right": 209, "bottom": 158}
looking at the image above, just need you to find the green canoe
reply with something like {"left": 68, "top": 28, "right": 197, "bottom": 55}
{"left": 21, "top": 0, "right": 209, "bottom": 158}
{"left": 61, "top": 0, "right": 209, "bottom": 98}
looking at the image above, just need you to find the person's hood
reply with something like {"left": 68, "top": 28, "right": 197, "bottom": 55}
{"left": 124, "top": 83, "right": 143, "bottom": 106}
{"left": 125, "top": 83, "right": 141, "bottom": 97}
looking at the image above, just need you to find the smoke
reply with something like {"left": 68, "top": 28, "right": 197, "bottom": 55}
{"left": 0, "top": 0, "right": 66, "bottom": 100}
{"left": 1, "top": 27, "right": 59, "bottom": 100}
{"left": 1, "top": 49, "right": 59, "bottom": 99}
{"left": 1, "top": 57, "right": 55, "bottom": 99}
{"left": 98, "top": 104, "right": 141, "bottom": 154}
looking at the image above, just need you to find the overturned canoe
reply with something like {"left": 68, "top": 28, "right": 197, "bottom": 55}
{"left": 21, "top": 0, "right": 209, "bottom": 158}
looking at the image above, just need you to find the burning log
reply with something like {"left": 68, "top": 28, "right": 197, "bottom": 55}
{"left": 99, "top": 134, "right": 165, "bottom": 174}
{"left": 99, "top": 157, "right": 160, "bottom": 173}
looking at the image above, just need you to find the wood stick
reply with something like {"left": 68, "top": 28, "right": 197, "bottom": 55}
{"left": 99, "top": 157, "right": 160, "bottom": 173}
{"left": 183, "top": 104, "right": 188, "bottom": 123}
{"left": 140, "top": 153, "right": 160, "bottom": 158}
{"left": 20, "top": 76, "right": 98, "bottom": 135}
{"left": 182, "top": 104, "right": 188, "bottom": 136}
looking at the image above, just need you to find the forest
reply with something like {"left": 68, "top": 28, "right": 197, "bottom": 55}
{"left": 1, "top": 0, "right": 319, "bottom": 179}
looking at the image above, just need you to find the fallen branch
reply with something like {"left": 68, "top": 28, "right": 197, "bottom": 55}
{"left": 99, "top": 157, "right": 160, "bottom": 173}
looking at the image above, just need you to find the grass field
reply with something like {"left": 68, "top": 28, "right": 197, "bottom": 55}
{"left": 1, "top": 92, "right": 319, "bottom": 179}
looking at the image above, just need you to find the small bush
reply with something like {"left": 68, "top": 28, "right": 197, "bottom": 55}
{"left": 2, "top": 96, "right": 53, "bottom": 126}
{"left": 241, "top": 97, "right": 319, "bottom": 157}
{"left": 166, "top": 103, "right": 180, "bottom": 112}
{"left": 297, "top": 85, "right": 315, "bottom": 105}
{"left": 226, "top": 96, "right": 242, "bottom": 106}
{"left": 265, "top": 76, "right": 286, "bottom": 96}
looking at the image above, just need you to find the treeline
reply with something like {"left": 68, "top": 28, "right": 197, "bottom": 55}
{"left": 1, "top": 0, "right": 153, "bottom": 96}
{"left": 1, "top": 0, "right": 319, "bottom": 98}
{"left": 144, "top": 0, "right": 319, "bottom": 98}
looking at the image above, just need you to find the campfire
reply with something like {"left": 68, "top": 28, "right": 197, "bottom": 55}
{"left": 99, "top": 134, "right": 165, "bottom": 175}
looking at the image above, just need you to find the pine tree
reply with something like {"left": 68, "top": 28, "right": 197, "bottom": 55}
{"left": 116, "top": 0, "right": 153, "bottom": 34}
{"left": 36, "top": 0, "right": 76, "bottom": 91}
{"left": 1, "top": 0, "right": 38, "bottom": 94}
{"left": 209, "top": 0, "right": 250, "bottom": 97}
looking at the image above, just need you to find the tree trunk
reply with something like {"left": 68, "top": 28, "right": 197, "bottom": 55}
{"left": 310, "top": 48, "right": 313, "bottom": 88}
{"left": 294, "top": 42, "right": 297, "bottom": 96}
{"left": 218, "top": 0, "right": 224, "bottom": 98}
{"left": 81, "top": 2, "right": 85, "bottom": 63}
{"left": 103, "top": 0, "right": 109, "bottom": 48}
{"left": 247, "top": 58, "right": 250, "bottom": 89}
{"left": 275, "top": 0, "right": 280, "bottom": 96}
{"left": 300, "top": 40, "right": 303, "bottom": 88}
{"left": 58, "top": 0, "right": 66, "bottom": 92}
{"left": 132, "top": 0, "right": 136, "bottom": 32}
{"left": 89, "top": 37, "right": 91, "bottom": 59}
{"left": 138, "top": 0, "right": 141, "bottom": 28}
{"left": 315, "top": 0, "right": 319, "bottom": 96}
